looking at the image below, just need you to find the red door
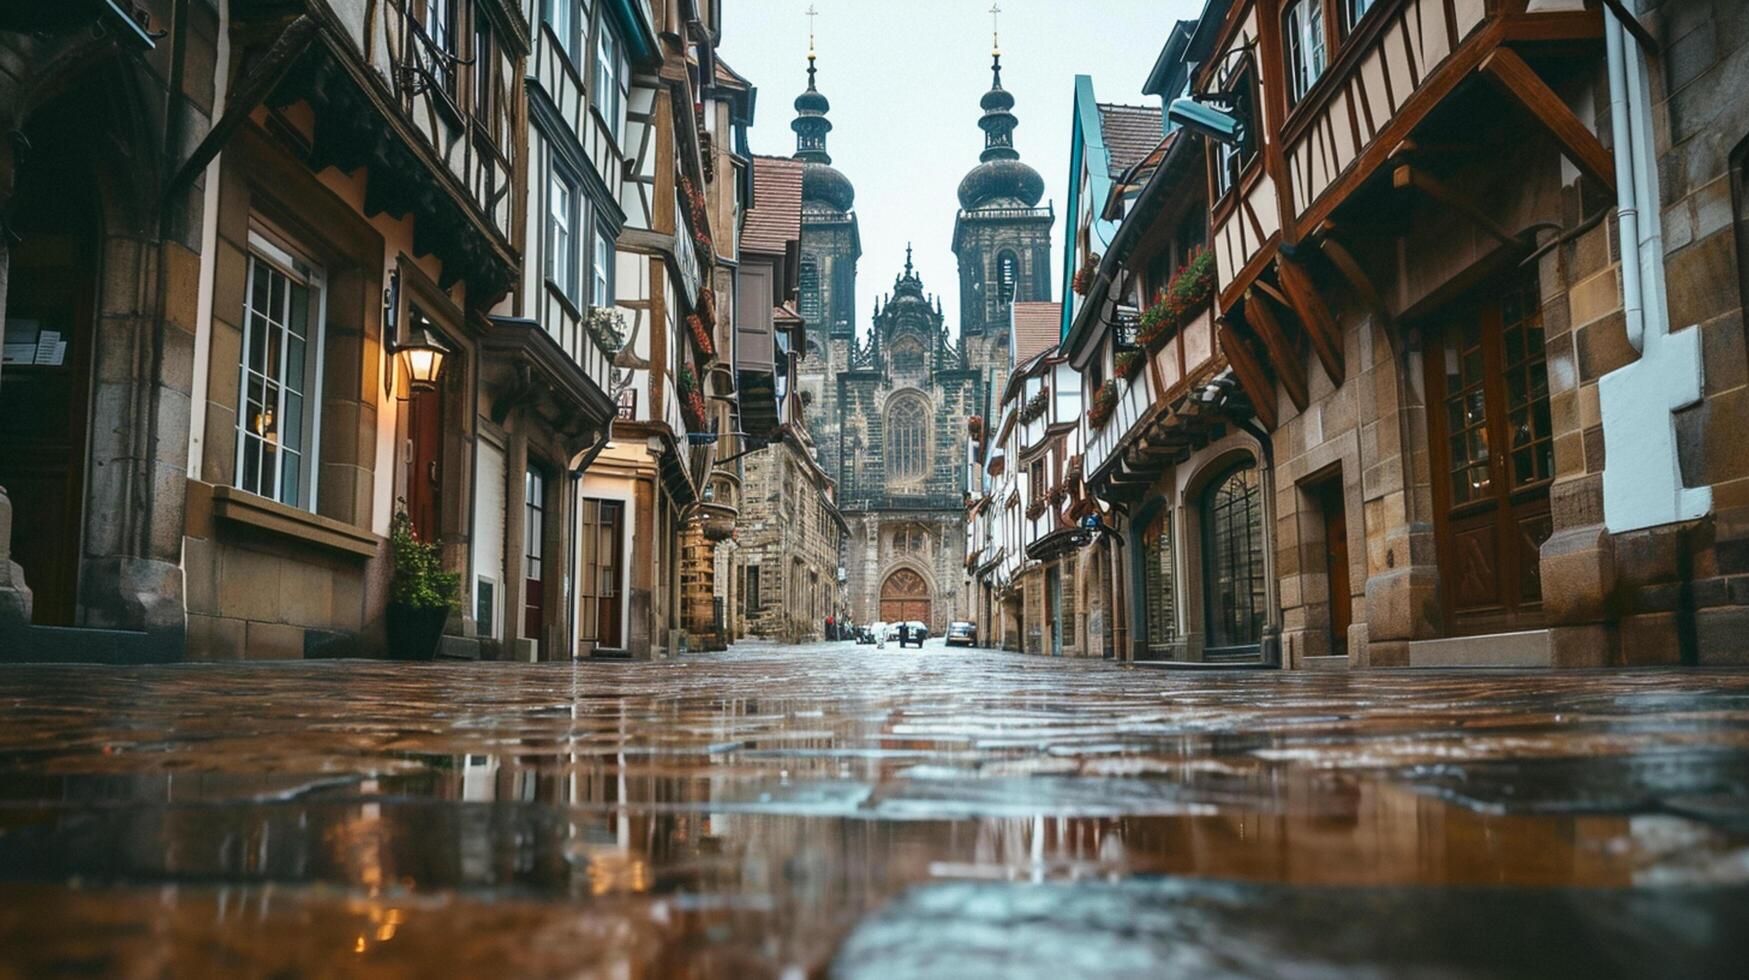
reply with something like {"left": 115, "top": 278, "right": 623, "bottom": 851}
{"left": 406, "top": 386, "right": 444, "bottom": 542}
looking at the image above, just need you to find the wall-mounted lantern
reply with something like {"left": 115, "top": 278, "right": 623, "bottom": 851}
{"left": 397, "top": 320, "right": 451, "bottom": 391}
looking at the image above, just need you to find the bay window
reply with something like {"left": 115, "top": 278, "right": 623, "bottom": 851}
{"left": 593, "top": 23, "right": 627, "bottom": 142}
{"left": 592, "top": 224, "right": 613, "bottom": 307}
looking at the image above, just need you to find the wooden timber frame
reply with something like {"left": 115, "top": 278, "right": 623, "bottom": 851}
{"left": 1189, "top": 0, "right": 1610, "bottom": 426}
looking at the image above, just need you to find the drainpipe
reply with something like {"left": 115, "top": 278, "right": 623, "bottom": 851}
{"left": 1598, "top": 8, "right": 1710, "bottom": 534}
{"left": 1604, "top": 21, "right": 1643, "bottom": 354}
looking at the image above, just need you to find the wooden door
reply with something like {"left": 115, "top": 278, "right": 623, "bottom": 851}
{"left": 406, "top": 385, "right": 444, "bottom": 541}
{"left": 1313, "top": 477, "right": 1352, "bottom": 655}
{"left": 879, "top": 568, "right": 930, "bottom": 625}
{"left": 580, "top": 498, "right": 624, "bottom": 649}
{"left": 523, "top": 466, "right": 546, "bottom": 643}
{"left": 0, "top": 152, "right": 95, "bottom": 626}
{"left": 1426, "top": 278, "right": 1554, "bottom": 636}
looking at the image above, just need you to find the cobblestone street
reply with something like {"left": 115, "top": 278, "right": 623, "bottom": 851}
{"left": 1, "top": 644, "right": 1748, "bottom": 976}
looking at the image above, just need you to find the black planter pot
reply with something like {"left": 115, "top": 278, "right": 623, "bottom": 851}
{"left": 385, "top": 602, "right": 449, "bottom": 661}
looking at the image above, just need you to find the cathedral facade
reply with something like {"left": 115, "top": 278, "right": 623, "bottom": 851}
{"left": 791, "top": 51, "right": 1053, "bottom": 631}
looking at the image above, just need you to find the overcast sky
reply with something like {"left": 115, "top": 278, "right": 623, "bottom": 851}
{"left": 720, "top": 0, "right": 1198, "bottom": 338}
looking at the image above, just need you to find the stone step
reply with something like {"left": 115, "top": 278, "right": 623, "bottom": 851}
{"left": 1407, "top": 629, "right": 1552, "bottom": 668}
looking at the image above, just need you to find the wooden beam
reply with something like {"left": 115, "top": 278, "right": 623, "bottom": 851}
{"left": 1218, "top": 320, "right": 1278, "bottom": 430}
{"left": 1392, "top": 164, "right": 1520, "bottom": 246}
{"left": 1276, "top": 255, "right": 1346, "bottom": 388}
{"left": 1479, "top": 47, "right": 1616, "bottom": 191}
{"left": 1317, "top": 227, "right": 1399, "bottom": 360}
{"left": 1243, "top": 290, "right": 1310, "bottom": 412}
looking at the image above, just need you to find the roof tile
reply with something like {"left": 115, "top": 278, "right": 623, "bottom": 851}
{"left": 745, "top": 155, "right": 803, "bottom": 254}
{"left": 1097, "top": 103, "right": 1164, "bottom": 178}
{"left": 1010, "top": 301, "right": 1062, "bottom": 365}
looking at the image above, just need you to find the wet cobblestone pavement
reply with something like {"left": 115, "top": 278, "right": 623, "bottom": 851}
{"left": 3, "top": 643, "right": 1749, "bottom": 977}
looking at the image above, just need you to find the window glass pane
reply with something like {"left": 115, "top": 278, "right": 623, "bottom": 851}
{"left": 238, "top": 248, "right": 322, "bottom": 509}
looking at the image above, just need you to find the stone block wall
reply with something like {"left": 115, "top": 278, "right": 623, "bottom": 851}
{"left": 735, "top": 438, "right": 843, "bottom": 642}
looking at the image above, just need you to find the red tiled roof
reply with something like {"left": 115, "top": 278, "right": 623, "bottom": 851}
{"left": 1098, "top": 103, "right": 1164, "bottom": 179}
{"left": 745, "top": 155, "right": 803, "bottom": 255}
{"left": 1011, "top": 301, "right": 1061, "bottom": 365}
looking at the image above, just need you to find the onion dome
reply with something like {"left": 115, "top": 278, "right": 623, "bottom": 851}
{"left": 791, "top": 49, "right": 855, "bottom": 214}
{"left": 957, "top": 51, "right": 1043, "bottom": 210}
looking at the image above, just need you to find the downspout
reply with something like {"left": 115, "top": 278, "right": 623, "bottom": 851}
{"left": 1604, "top": 18, "right": 1643, "bottom": 353}
{"left": 1598, "top": 7, "right": 1710, "bottom": 534}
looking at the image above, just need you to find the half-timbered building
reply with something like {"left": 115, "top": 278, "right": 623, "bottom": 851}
{"left": 1180, "top": 0, "right": 1749, "bottom": 666}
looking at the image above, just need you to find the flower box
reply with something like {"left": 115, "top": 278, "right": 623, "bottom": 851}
{"left": 1018, "top": 386, "right": 1051, "bottom": 425}
{"left": 1088, "top": 380, "right": 1120, "bottom": 430}
{"left": 1137, "top": 247, "right": 1215, "bottom": 349}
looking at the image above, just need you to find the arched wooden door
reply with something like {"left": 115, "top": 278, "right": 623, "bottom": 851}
{"left": 879, "top": 568, "right": 931, "bottom": 625}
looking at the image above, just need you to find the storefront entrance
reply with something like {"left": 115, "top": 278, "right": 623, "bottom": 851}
{"left": 1425, "top": 277, "right": 1554, "bottom": 636}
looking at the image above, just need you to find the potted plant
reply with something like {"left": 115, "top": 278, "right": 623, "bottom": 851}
{"left": 385, "top": 511, "right": 459, "bottom": 661}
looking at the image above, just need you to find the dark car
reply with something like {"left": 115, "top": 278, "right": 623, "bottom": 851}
{"left": 854, "top": 626, "right": 875, "bottom": 645}
{"left": 944, "top": 621, "right": 977, "bottom": 647}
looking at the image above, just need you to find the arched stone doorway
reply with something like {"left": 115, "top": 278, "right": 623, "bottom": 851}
{"left": 879, "top": 568, "right": 931, "bottom": 625}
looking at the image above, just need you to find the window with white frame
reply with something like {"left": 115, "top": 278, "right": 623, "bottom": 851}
{"left": 593, "top": 21, "right": 626, "bottom": 142}
{"left": 1212, "top": 69, "right": 1259, "bottom": 198}
{"left": 1284, "top": 0, "right": 1328, "bottom": 104}
{"left": 592, "top": 224, "right": 613, "bottom": 306}
{"left": 547, "top": 0, "right": 589, "bottom": 63}
{"left": 548, "top": 168, "right": 578, "bottom": 300}
{"left": 236, "top": 228, "right": 325, "bottom": 510}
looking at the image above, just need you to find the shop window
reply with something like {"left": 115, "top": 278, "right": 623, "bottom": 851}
{"left": 236, "top": 228, "right": 325, "bottom": 511}
{"left": 1202, "top": 461, "right": 1266, "bottom": 652}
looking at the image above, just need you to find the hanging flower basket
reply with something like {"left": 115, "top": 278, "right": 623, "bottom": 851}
{"left": 686, "top": 313, "right": 715, "bottom": 358}
{"left": 1088, "top": 380, "right": 1120, "bottom": 430}
{"left": 585, "top": 306, "right": 626, "bottom": 355}
{"left": 968, "top": 414, "right": 984, "bottom": 437}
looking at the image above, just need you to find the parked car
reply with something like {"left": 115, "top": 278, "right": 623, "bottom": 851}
{"left": 899, "top": 621, "right": 928, "bottom": 648}
{"left": 945, "top": 621, "right": 977, "bottom": 647}
{"left": 854, "top": 625, "right": 875, "bottom": 645}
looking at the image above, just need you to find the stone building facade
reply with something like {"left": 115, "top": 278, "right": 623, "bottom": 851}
{"left": 737, "top": 426, "right": 846, "bottom": 642}
{"left": 798, "top": 49, "right": 1054, "bottom": 632}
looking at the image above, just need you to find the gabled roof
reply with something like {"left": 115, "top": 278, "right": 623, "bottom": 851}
{"left": 1104, "top": 131, "right": 1178, "bottom": 221}
{"left": 1010, "top": 301, "right": 1062, "bottom": 366}
{"left": 1096, "top": 103, "right": 1164, "bottom": 178}
{"left": 744, "top": 155, "right": 803, "bottom": 255}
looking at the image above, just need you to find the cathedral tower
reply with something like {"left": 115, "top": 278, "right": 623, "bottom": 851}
{"left": 790, "top": 44, "right": 860, "bottom": 486}
{"left": 952, "top": 42, "right": 1053, "bottom": 405}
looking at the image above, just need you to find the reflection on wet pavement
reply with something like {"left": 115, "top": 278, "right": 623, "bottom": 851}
{"left": 2, "top": 644, "right": 1748, "bottom": 976}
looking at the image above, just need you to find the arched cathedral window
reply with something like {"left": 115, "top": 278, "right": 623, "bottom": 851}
{"left": 885, "top": 394, "right": 931, "bottom": 484}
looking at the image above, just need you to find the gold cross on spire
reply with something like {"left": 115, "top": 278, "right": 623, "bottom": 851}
{"left": 806, "top": 3, "right": 819, "bottom": 56}
{"left": 989, "top": 2, "right": 1002, "bottom": 56}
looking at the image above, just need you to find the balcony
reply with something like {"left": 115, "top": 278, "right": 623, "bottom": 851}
{"left": 481, "top": 316, "right": 617, "bottom": 457}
